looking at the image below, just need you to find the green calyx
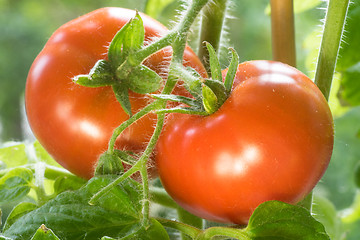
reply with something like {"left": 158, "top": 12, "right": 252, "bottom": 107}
{"left": 153, "top": 42, "right": 239, "bottom": 116}
{"left": 72, "top": 12, "right": 163, "bottom": 117}
{"left": 94, "top": 150, "right": 138, "bottom": 177}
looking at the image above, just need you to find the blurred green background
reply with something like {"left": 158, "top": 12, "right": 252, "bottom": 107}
{"left": 1, "top": 0, "right": 360, "bottom": 239}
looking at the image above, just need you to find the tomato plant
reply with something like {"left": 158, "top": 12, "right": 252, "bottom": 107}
{"left": 25, "top": 7, "right": 206, "bottom": 179}
{"left": 156, "top": 60, "right": 334, "bottom": 224}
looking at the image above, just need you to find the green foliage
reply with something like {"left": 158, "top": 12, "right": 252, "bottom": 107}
{"left": 246, "top": 201, "right": 329, "bottom": 240}
{"left": 30, "top": 225, "right": 60, "bottom": 240}
{"left": 335, "top": 1, "right": 360, "bottom": 106}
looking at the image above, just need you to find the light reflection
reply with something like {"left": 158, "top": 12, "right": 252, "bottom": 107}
{"left": 253, "top": 60, "right": 298, "bottom": 75}
{"left": 259, "top": 73, "right": 296, "bottom": 85}
{"left": 56, "top": 102, "right": 101, "bottom": 139}
{"left": 79, "top": 120, "right": 101, "bottom": 139}
{"left": 215, "top": 145, "right": 260, "bottom": 176}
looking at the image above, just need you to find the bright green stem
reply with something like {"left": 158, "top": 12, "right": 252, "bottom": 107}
{"left": 157, "top": 218, "right": 202, "bottom": 239}
{"left": 107, "top": 101, "right": 159, "bottom": 153}
{"left": 88, "top": 160, "right": 143, "bottom": 205}
{"left": 198, "top": 0, "right": 228, "bottom": 75}
{"left": 314, "top": 0, "right": 350, "bottom": 100}
{"left": 138, "top": 113, "right": 167, "bottom": 227}
{"left": 150, "top": 187, "right": 179, "bottom": 208}
{"left": 178, "top": 208, "right": 204, "bottom": 240}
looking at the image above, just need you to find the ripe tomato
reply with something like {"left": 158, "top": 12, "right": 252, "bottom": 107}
{"left": 156, "top": 60, "right": 334, "bottom": 224}
{"left": 25, "top": 7, "right": 206, "bottom": 179}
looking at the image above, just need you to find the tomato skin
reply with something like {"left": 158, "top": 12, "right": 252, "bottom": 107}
{"left": 25, "top": 7, "right": 206, "bottom": 179}
{"left": 156, "top": 60, "right": 334, "bottom": 224}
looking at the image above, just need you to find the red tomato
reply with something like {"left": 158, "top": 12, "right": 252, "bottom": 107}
{"left": 156, "top": 60, "right": 334, "bottom": 224}
{"left": 25, "top": 7, "right": 206, "bottom": 179}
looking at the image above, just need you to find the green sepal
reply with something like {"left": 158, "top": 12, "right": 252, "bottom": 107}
{"left": 151, "top": 94, "right": 201, "bottom": 108}
{"left": 156, "top": 107, "right": 208, "bottom": 116}
{"left": 94, "top": 152, "right": 125, "bottom": 177}
{"left": 123, "top": 11, "right": 145, "bottom": 54}
{"left": 113, "top": 150, "right": 138, "bottom": 166}
{"left": 108, "top": 20, "right": 131, "bottom": 67}
{"left": 112, "top": 83, "right": 132, "bottom": 116}
{"left": 127, "top": 65, "right": 163, "bottom": 94}
{"left": 172, "top": 64, "right": 203, "bottom": 99}
{"left": 224, "top": 48, "right": 239, "bottom": 93}
{"left": 108, "top": 11, "right": 145, "bottom": 68}
{"left": 202, "top": 84, "right": 219, "bottom": 114}
{"left": 203, "top": 79, "right": 227, "bottom": 106}
{"left": 205, "top": 41, "right": 222, "bottom": 82}
{"left": 73, "top": 60, "right": 115, "bottom": 87}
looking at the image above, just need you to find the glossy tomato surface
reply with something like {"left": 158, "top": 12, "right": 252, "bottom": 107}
{"left": 25, "top": 7, "right": 206, "bottom": 179}
{"left": 156, "top": 60, "right": 334, "bottom": 224}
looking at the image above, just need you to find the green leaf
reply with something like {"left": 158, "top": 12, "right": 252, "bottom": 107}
{"left": 118, "top": 219, "right": 170, "bottom": 240}
{"left": 30, "top": 225, "right": 60, "bottom": 240}
{"left": 73, "top": 60, "right": 115, "bottom": 87}
{"left": 32, "top": 141, "right": 62, "bottom": 168}
{"left": 3, "top": 202, "right": 37, "bottom": 232}
{"left": 246, "top": 201, "right": 330, "bottom": 240}
{"left": 126, "top": 65, "right": 163, "bottom": 94}
{"left": 112, "top": 83, "right": 132, "bottom": 116}
{"left": 0, "top": 143, "right": 28, "bottom": 169}
{"left": 0, "top": 168, "right": 33, "bottom": 203}
{"left": 337, "top": 2, "right": 360, "bottom": 71}
{"left": 3, "top": 177, "right": 142, "bottom": 240}
{"left": 52, "top": 176, "right": 85, "bottom": 195}
{"left": 224, "top": 48, "right": 239, "bottom": 93}
{"left": 205, "top": 42, "right": 222, "bottom": 82}
{"left": 319, "top": 107, "right": 360, "bottom": 209}
{"left": 338, "top": 62, "right": 360, "bottom": 106}
{"left": 0, "top": 235, "right": 13, "bottom": 240}
{"left": 336, "top": 2, "right": 360, "bottom": 106}
{"left": 202, "top": 84, "right": 218, "bottom": 115}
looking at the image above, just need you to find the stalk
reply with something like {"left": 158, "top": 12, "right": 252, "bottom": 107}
{"left": 270, "top": 0, "right": 296, "bottom": 67}
{"left": 197, "top": 0, "right": 228, "bottom": 75}
{"left": 314, "top": 0, "right": 350, "bottom": 100}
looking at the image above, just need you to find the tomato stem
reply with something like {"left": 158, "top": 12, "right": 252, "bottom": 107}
{"left": 107, "top": 101, "right": 160, "bottom": 153}
{"left": 197, "top": 0, "right": 228, "bottom": 76}
{"left": 156, "top": 218, "right": 202, "bottom": 239}
{"left": 150, "top": 187, "right": 179, "bottom": 209}
{"left": 314, "top": 0, "right": 350, "bottom": 100}
{"left": 177, "top": 208, "right": 204, "bottom": 239}
{"left": 102, "top": 0, "right": 211, "bottom": 229}
{"left": 270, "top": 0, "right": 296, "bottom": 67}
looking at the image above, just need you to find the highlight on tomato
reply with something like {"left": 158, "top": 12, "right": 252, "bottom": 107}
{"left": 25, "top": 7, "right": 206, "bottom": 179}
{"left": 155, "top": 60, "right": 334, "bottom": 224}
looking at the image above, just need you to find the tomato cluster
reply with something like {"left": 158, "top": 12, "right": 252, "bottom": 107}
{"left": 25, "top": 7, "right": 206, "bottom": 179}
{"left": 26, "top": 8, "right": 334, "bottom": 225}
{"left": 155, "top": 60, "right": 334, "bottom": 224}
